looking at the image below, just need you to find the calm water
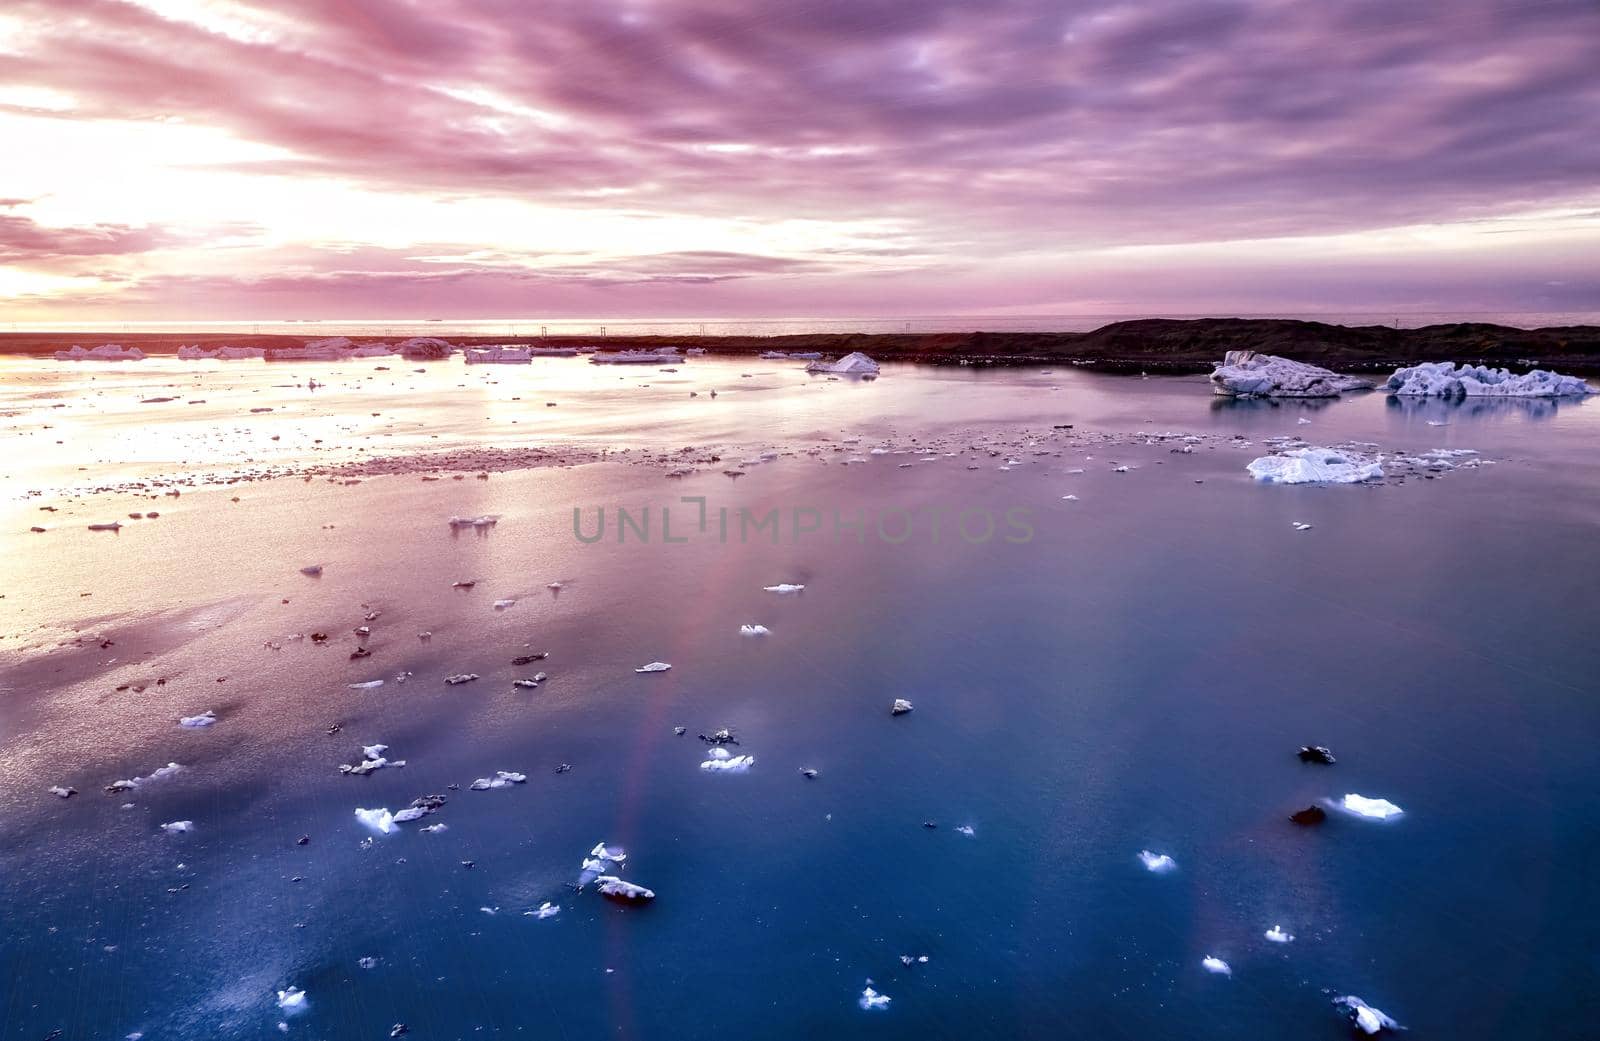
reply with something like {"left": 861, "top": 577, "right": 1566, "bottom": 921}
{"left": 1, "top": 356, "right": 1597, "bottom": 1039}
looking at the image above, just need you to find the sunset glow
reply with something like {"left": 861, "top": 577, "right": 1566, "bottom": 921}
{"left": 2, "top": 0, "right": 1597, "bottom": 320}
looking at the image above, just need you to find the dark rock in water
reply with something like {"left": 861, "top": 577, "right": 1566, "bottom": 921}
{"left": 1290, "top": 806, "right": 1327, "bottom": 825}
{"left": 699, "top": 728, "right": 737, "bottom": 745}
{"left": 1298, "top": 745, "right": 1337, "bottom": 764}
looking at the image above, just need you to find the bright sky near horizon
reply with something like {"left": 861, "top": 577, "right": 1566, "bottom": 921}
{"left": 0, "top": 0, "right": 1596, "bottom": 321}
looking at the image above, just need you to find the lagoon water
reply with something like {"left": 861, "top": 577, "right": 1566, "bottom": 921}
{"left": 1, "top": 355, "right": 1597, "bottom": 1039}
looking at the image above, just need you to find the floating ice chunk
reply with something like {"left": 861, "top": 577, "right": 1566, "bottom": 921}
{"left": 447, "top": 515, "right": 499, "bottom": 529}
{"left": 299, "top": 565, "right": 323, "bottom": 577}
{"left": 1334, "top": 996, "right": 1401, "bottom": 1034}
{"left": 55, "top": 343, "right": 147, "bottom": 362}
{"left": 1138, "top": 850, "right": 1177, "bottom": 873}
{"left": 700, "top": 749, "right": 756, "bottom": 772}
{"left": 764, "top": 583, "right": 805, "bottom": 594}
{"left": 470, "top": 771, "right": 526, "bottom": 790}
{"left": 276, "top": 987, "right": 307, "bottom": 1012}
{"left": 105, "top": 762, "right": 184, "bottom": 793}
{"left": 88, "top": 522, "right": 123, "bottom": 532}
{"left": 1247, "top": 447, "right": 1383, "bottom": 484}
{"left": 348, "top": 680, "right": 384, "bottom": 690}
{"left": 858, "top": 986, "right": 892, "bottom": 1010}
{"left": 891, "top": 699, "right": 914, "bottom": 715}
{"left": 1264, "top": 925, "right": 1294, "bottom": 943}
{"left": 420, "top": 823, "right": 447, "bottom": 833}
{"left": 49, "top": 785, "right": 76, "bottom": 798}
{"left": 530, "top": 902, "right": 560, "bottom": 919}
{"left": 1293, "top": 522, "right": 1313, "bottom": 531}
{"left": 1385, "top": 361, "right": 1592, "bottom": 398}
{"left": 1340, "top": 794, "right": 1404, "bottom": 819}
{"left": 179, "top": 710, "right": 217, "bottom": 728}
{"left": 595, "top": 876, "right": 655, "bottom": 900}
{"left": 1210, "top": 351, "right": 1370, "bottom": 397}
{"left": 492, "top": 599, "right": 517, "bottom": 611}
{"left": 739, "top": 624, "right": 770, "bottom": 636}
{"left": 807, "top": 352, "right": 880, "bottom": 375}
{"left": 444, "top": 673, "right": 479, "bottom": 685}
{"left": 635, "top": 662, "right": 672, "bottom": 673}
{"left": 1201, "top": 956, "right": 1232, "bottom": 976}
{"left": 1061, "top": 494, "right": 1079, "bottom": 501}
{"left": 1298, "top": 417, "right": 1312, "bottom": 424}
{"left": 391, "top": 806, "right": 428, "bottom": 823}
{"left": 956, "top": 825, "right": 976, "bottom": 836}
{"left": 355, "top": 807, "right": 396, "bottom": 834}
{"left": 160, "top": 820, "right": 194, "bottom": 833}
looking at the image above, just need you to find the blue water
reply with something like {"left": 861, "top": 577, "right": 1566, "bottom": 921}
{"left": 1, "top": 363, "right": 1597, "bottom": 1039}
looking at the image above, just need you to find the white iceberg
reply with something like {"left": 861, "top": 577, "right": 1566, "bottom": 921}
{"left": 1201, "top": 956, "right": 1232, "bottom": 976}
{"left": 530, "top": 901, "right": 560, "bottom": 919}
{"left": 1210, "top": 351, "right": 1369, "bottom": 397}
{"left": 589, "top": 348, "right": 681, "bottom": 364}
{"left": 891, "top": 699, "right": 914, "bottom": 715}
{"left": 763, "top": 583, "right": 805, "bottom": 594}
{"left": 160, "top": 820, "right": 194, "bottom": 833}
{"left": 595, "top": 876, "right": 655, "bottom": 900}
{"left": 580, "top": 842, "right": 627, "bottom": 882}
{"left": 397, "top": 337, "right": 456, "bottom": 359}
{"left": 858, "top": 986, "right": 892, "bottom": 1010}
{"left": 700, "top": 748, "right": 756, "bottom": 772}
{"left": 806, "top": 352, "right": 880, "bottom": 376}
{"left": 54, "top": 343, "right": 147, "bottom": 362}
{"left": 1247, "top": 447, "right": 1384, "bottom": 484}
{"left": 276, "top": 986, "right": 307, "bottom": 1012}
{"left": 1385, "top": 361, "right": 1592, "bottom": 398}
{"left": 465, "top": 346, "right": 533, "bottom": 364}
{"left": 179, "top": 710, "right": 217, "bottom": 728}
{"left": 1264, "top": 925, "right": 1294, "bottom": 943}
{"left": 1138, "top": 850, "right": 1177, "bottom": 873}
{"left": 739, "top": 624, "right": 770, "bottom": 636}
{"left": 177, "top": 344, "right": 267, "bottom": 360}
{"left": 1339, "top": 793, "right": 1404, "bottom": 820}
{"left": 354, "top": 807, "right": 396, "bottom": 834}
{"left": 105, "top": 762, "right": 183, "bottom": 792}
{"left": 1334, "top": 995, "right": 1401, "bottom": 1034}
{"left": 635, "top": 662, "right": 672, "bottom": 673}
{"left": 470, "top": 771, "right": 527, "bottom": 790}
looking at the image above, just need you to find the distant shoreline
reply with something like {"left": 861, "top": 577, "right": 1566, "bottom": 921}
{"left": 4, "top": 317, "right": 1598, "bottom": 374}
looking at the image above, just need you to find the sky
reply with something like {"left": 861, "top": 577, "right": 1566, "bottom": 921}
{"left": 0, "top": 0, "right": 1597, "bottom": 322}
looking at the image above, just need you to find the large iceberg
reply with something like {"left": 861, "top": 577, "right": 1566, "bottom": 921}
{"left": 1210, "top": 351, "right": 1370, "bottom": 397}
{"left": 54, "top": 343, "right": 146, "bottom": 362}
{"left": 1246, "top": 447, "right": 1384, "bottom": 484}
{"left": 806, "top": 352, "right": 880, "bottom": 376}
{"left": 178, "top": 344, "right": 267, "bottom": 360}
{"left": 1384, "top": 361, "right": 1592, "bottom": 398}
{"left": 1334, "top": 996, "right": 1401, "bottom": 1034}
{"left": 397, "top": 337, "right": 456, "bottom": 359}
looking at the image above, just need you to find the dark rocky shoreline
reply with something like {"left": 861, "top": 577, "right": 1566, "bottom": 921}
{"left": 4, "top": 317, "right": 1599, "bottom": 373}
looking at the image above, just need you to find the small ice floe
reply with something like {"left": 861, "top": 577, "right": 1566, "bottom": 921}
{"left": 891, "top": 699, "right": 914, "bottom": 715}
{"left": 179, "top": 710, "right": 217, "bottom": 728}
{"left": 739, "top": 624, "right": 770, "bottom": 636}
{"left": 105, "top": 762, "right": 184, "bottom": 793}
{"left": 1339, "top": 794, "right": 1404, "bottom": 820}
{"left": 470, "top": 771, "right": 527, "bottom": 790}
{"left": 1264, "top": 925, "right": 1294, "bottom": 943}
{"left": 512, "top": 678, "right": 540, "bottom": 689}
{"left": 88, "top": 522, "right": 123, "bottom": 532}
{"left": 900, "top": 955, "right": 930, "bottom": 965}
{"left": 341, "top": 744, "right": 397, "bottom": 776}
{"left": 858, "top": 986, "right": 892, "bottom": 1010}
{"left": 420, "top": 823, "right": 447, "bottom": 834}
{"left": 160, "top": 820, "right": 194, "bottom": 834}
{"left": 799, "top": 767, "right": 819, "bottom": 778}
{"left": 1138, "top": 850, "right": 1177, "bottom": 873}
{"left": 355, "top": 807, "right": 396, "bottom": 834}
{"left": 581, "top": 842, "right": 627, "bottom": 881}
{"left": 1298, "top": 417, "right": 1312, "bottom": 424}
{"left": 1061, "top": 494, "right": 1079, "bottom": 501}
{"left": 1292, "top": 522, "right": 1313, "bottom": 531}
{"left": 700, "top": 748, "right": 756, "bottom": 772}
{"left": 299, "top": 565, "right": 323, "bottom": 577}
{"left": 49, "top": 785, "right": 76, "bottom": 798}
{"left": 448, "top": 515, "right": 499, "bottom": 529}
{"left": 444, "top": 673, "right": 479, "bottom": 685}
{"left": 956, "top": 825, "right": 976, "bottom": 836}
{"left": 1201, "top": 956, "right": 1232, "bottom": 976}
{"left": 492, "top": 599, "right": 516, "bottom": 611}
{"left": 528, "top": 902, "right": 560, "bottom": 919}
{"left": 595, "top": 876, "right": 655, "bottom": 901}
{"left": 635, "top": 662, "right": 672, "bottom": 673}
{"left": 348, "top": 680, "right": 385, "bottom": 690}
{"left": 276, "top": 987, "right": 307, "bottom": 1012}
{"left": 1334, "top": 995, "right": 1401, "bottom": 1034}
{"left": 1247, "top": 447, "right": 1383, "bottom": 484}
{"left": 763, "top": 583, "right": 805, "bottom": 594}
{"left": 1298, "top": 745, "right": 1336, "bottom": 764}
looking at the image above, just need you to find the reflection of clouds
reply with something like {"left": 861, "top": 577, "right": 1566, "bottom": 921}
{"left": 1383, "top": 393, "right": 1584, "bottom": 423}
